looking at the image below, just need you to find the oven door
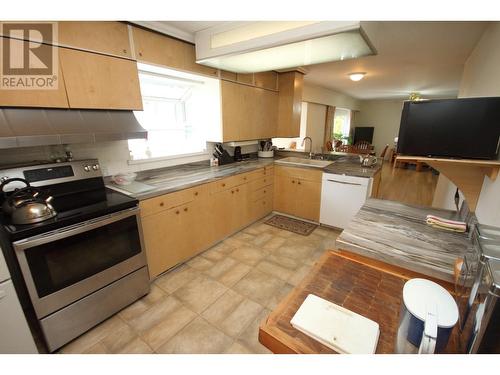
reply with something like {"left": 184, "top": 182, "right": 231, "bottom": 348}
{"left": 13, "top": 207, "right": 148, "bottom": 318}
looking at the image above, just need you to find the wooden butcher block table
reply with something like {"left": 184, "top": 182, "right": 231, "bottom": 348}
{"left": 258, "top": 250, "right": 462, "bottom": 354}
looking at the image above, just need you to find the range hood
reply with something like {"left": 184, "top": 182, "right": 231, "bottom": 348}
{"left": 194, "top": 21, "right": 376, "bottom": 73}
{"left": 0, "top": 108, "right": 147, "bottom": 149}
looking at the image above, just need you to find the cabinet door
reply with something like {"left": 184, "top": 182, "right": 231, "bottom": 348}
{"left": 58, "top": 21, "right": 132, "bottom": 58}
{"left": 0, "top": 44, "right": 69, "bottom": 108}
{"left": 132, "top": 27, "right": 218, "bottom": 77}
{"left": 210, "top": 188, "right": 235, "bottom": 240}
{"left": 295, "top": 179, "right": 322, "bottom": 222}
{"left": 277, "top": 71, "right": 304, "bottom": 137}
{"left": 273, "top": 174, "right": 297, "bottom": 216}
{"left": 221, "top": 80, "right": 278, "bottom": 141}
{"left": 59, "top": 48, "right": 142, "bottom": 110}
{"left": 141, "top": 207, "right": 182, "bottom": 278}
{"left": 233, "top": 183, "right": 250, "bottom": 230}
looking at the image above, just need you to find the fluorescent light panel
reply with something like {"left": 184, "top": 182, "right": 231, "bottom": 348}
{"left": 198, "top": 30, "right": 373, "bottom": 73}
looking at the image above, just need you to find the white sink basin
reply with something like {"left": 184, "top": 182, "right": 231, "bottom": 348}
{"left": 275, "top": 157, "right": 333, "bottom": 168}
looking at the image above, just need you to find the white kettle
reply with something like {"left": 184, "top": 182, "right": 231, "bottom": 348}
{"left": 395, "top": 278, "right": 458, "bottom": 354}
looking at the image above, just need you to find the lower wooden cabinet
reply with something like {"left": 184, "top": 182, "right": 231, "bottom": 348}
{"left": 140, "top": 168, "right": 274, "bottom": 279}
{"left": 273, "top": 166, "right": 322, "bottom": 222}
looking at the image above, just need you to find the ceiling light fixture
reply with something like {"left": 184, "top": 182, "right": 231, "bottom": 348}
{"left": 349, "top": 72, "right": 366, "bottom": 82}
{"left": 195, "top": 22, "right": 376, "bottom": 73}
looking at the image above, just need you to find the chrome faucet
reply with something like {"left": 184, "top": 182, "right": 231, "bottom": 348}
{"left": 301, "top": 137, "right": 313, "bottom": 158}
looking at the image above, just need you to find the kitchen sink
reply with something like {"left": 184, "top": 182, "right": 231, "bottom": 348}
{"left": 275, "top": 157, "right": 333, "bottom": 168}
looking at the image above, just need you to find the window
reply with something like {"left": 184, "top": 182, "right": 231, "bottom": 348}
{"left": 333, "top": 108, "right": 351, "bottom": 143}
{"left": 129, "top": 64, "right": 221, "bottom": 161}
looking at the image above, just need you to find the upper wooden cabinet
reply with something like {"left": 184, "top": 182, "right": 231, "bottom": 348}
{"left": 59, "top": 48, "right": 142, "bottom": 110}
{"left": 220, "top": 70, "right": 278, "bottom": 91}
{"left": 0, "top": 47, "right": 69, "bottom": 108}
{"left": 131, "top": 26, "right": 218, "bottom": 77}
{"left": 255, "top": 71, "right": 278, "bottom": 90}
{"left": 220, "top": 80, "right": 278, "bottom": 142}
{"left": 58, "top": 22, "right": 132, "bottom": 58}
{"left": 277, "top": 71, "right": 304, "bottom": 138}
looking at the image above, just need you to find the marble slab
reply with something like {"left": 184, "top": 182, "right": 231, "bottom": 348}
{"left": 336, "top": 199, "right": 474, "bottom": 282}
{"left": 323, "top": 156, "right": 382, "bottom": 178}
{"left": 105, "top": 159, "right": 274, "bottom": 200}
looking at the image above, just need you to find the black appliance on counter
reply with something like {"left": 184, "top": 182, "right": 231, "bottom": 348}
{"left": 397, "top": 97, "right": 500, "bottom": 159}
{"left": 0, "top": 159, "right": 150, "bottom": 352}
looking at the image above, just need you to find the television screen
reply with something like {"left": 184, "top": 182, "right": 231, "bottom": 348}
{"left": 397, "top": 97, "right": 500, "bottom": 159}
{"left": 353, "top": 127, "right": 374, "bottom": 144}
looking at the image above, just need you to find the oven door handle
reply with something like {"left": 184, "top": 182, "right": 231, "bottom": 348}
{"left": 13, "top": 207, "right": 139, "bottom": 250}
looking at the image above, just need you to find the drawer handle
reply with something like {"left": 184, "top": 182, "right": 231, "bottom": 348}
{"left": 298, "top": 181, "right": 301, "bottom": 185}
{"left": 175, "top": 210, "right": 180, "bottom": 214}
{"left": 292, "top": 180, "right": 295, "bottom": 184}
{"left": 264, "top": 179, "right": 267, "bottom": 183}
{"left": 236, "top": 188, "right": 239, "bottom": 192}
{"left": 123, "top": 49, "right": 127, "bottom": 54}
{"left": 160, "top": 202, "right": 164, "bottom": 207}
{"left": 194, "top": 192, "right": 199, "bottom": 196}
{"left": 184, "top": 207, "right": 188, "bottom": 212}
{"left": 222, "top": 183, "right": 226, "bottom": 187}
{"left": 243, "top": 177, "right": 247, "bottom": 180}
{"left": 138, "top": 51, "right": 143, "bottom": 57}
{"left": 231, "top": 190, "right": 234, "bottom": 194}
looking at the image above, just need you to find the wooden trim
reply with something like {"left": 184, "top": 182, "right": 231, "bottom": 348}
{"left": 334, "top": 249, "right": 455, "bottom": 292}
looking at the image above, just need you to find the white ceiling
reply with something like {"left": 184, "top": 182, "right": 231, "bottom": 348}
{"left": 146, "top": 21, "right": 489, "bottom": 100}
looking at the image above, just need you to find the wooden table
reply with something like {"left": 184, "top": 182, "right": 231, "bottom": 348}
{"left": 258, "top": 250, "right": 462, "bottom": 354}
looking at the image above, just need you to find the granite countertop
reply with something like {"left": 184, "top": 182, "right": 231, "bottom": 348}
{"left": 106, "top": 158, "right": 274, "bottom": 200}
{"left": 336, "top": 199, "right": 474, "bottom": 282}
{"left": 106, "top": 153, "right": 382, "bottom": 200}
{"left": 323, "top": 155, "right": 382, "bottom": 178}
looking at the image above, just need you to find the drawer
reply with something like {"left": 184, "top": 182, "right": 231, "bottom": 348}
{"left": 251, "top": 185, "right": 273, "bottom": 201}
{"left": 140, "top": 185, "right": 206, "bottom": 217}
{"left": 274, "top": 165, "right": 321, "bottom": 182}
{"left": 250, "top": 175, "right": 274, "bottom": 191}
{"left": 209, "top": 174, "right": 243, "bottom": 194}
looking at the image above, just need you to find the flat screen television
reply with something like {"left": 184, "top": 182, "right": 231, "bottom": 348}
{"left": 353, "top": 127, "right": 374, "bottom": 144}
{"left": 397, "top": 97, "right": 500, "bottom": 159}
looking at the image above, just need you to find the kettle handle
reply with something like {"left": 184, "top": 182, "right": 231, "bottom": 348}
{"left": 0, "top": 178, "right": 30, "bottom": 194}
{"left": 418, "top": 307, "right": 438, "bottom": 354}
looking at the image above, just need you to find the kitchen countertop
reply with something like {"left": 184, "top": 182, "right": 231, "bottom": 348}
{"left": 106, "top": 153, "right": 381, "bottom": 200}
{"left": 336, "top": 198, "right": 474, "bottom": 282}
{"left": 106, "top": 158, "right": 274, "bottom": 200}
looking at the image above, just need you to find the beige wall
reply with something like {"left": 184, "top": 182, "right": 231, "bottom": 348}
{"left": 432, "top": 22, "right": 500, "bottom": 226}
{"left": 302, "top": 83, "right": 361, "bottom": 111}
{"left": 354, "top": 99, "right": 404, "bottom": 154}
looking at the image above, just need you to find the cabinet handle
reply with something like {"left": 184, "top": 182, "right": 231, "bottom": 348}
{"left": 160, "top": 202, "right": 164, "bottom": 207}
{"left": 243, "top": 177, "right": 247, "bottom": 180}
{"left": 263, "top": 190, "right": 266, "bottom": 193}
{"left": 222, "top": 183, "right": 226, "bottom": 187}
{"left": 292, "top": 180, "right": 295, "bottom": 184}
{"left": 236, "top": 188, "right": 239, "bottom": 192}
{"left": 184, "top": 207, "right": 188, "bottom": 212}
{"left": 175, "top": 210, "right": 180, "bottom": 214}
{"left": 123, "top": 49, "right": 127, "bottom": 54}
{"left": 298, "top": 181, "right": 301, "bottom": 185}
{"left": 264, "top": 179, "right": 267, "bottom": 183}
{"left": 194, "top": 192, "right": 199, "bottom": 196}
{"left": 138, "top": 51, "right": 143, "bottom": 57}
{"left": 231, "top": 190, "right": 234, "bottom": 194}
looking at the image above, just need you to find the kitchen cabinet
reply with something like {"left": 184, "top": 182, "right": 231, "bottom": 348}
{"left": 220, "top": 80, "right": 278, "bottom": 141}
{"left": 277, "top": 71, "right": 304, "bottom": 138}
{"left": 255, "top": 71, "right": 278, "bottom": 90}
{"left": 0, "top": 52, "right": 70, "bottom": 108}
{"left": 274, "top": 165, "right": 322, "bottom": 222}
{"left": 140, "top": 167, "right": 274, "bottom": 278}
{"left": 58, "top": 21, "right": 132, "bottom": 58}
{"left": 59, "top": 48, "right": 143, "bottom": 110}
{"left": 131, "top": 26, "right": 218, "bottom": 77}
{"left": 236, "top": 73, "right": 254, "bottom": 85}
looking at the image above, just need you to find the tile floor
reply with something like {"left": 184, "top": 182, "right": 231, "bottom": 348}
{"left": 59, "top": 215, "right": 341, "bottom": 354}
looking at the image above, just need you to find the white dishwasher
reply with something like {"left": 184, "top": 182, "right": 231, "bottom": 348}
{"left": 320, "top": 173, "right": 372, "bottom": 229}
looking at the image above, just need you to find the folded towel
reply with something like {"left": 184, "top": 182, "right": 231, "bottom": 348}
{"left": 426, "top": 214, "right": 467, "bottom": 233}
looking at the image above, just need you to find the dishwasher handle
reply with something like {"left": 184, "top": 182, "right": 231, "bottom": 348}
{"left": 327, "top": 179, "right": 363, "bottom": 186}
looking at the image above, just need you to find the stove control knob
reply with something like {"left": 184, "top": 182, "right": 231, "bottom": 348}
{"left": 92, "top": 164, "right": 100, "bottom": 171}
{"left": 0, "top": 176, "right": 9, "bottom": 183}
{"left": 84, "top": 165, "right": 91, "bottom": 172}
